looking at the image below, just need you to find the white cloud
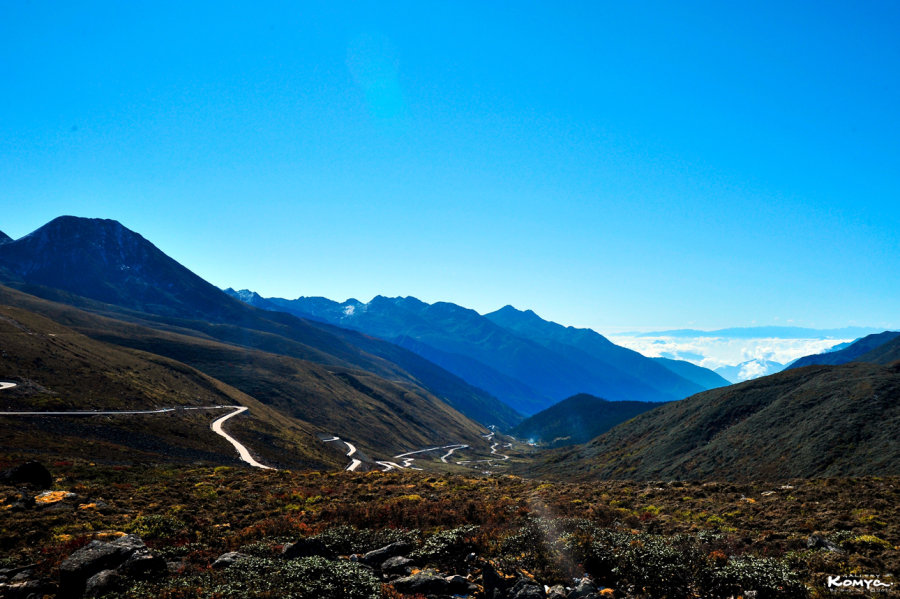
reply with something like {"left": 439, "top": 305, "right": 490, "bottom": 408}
{"left": 609, "top": 336, "right": 852, "bottom": 370}
{"left": 738, "top": 360, "right": 770, "bottom": 380}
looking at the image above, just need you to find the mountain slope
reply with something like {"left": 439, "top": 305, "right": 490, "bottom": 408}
{"left": 0, "top": 298, "right": 335, "bottom": 469}
{"left": 0, "top": 285, "right": 488, "bottom": 461}
{"left": 787, "top": 331, "right": 900, "bottom": 370}
{"left": 510, "top": 393, "right": 661, "bottom": 447}
{"left": 0, "top": 217, "right": 512, "bottom": 430}
{"left": 856, "top": 335, "right": 900, "bottom": 364}
{"left": 532, "top": 361, "right": 900, "bottom": 480}
{"left": 652, "top": 357, "right": 730, "bottom": 389}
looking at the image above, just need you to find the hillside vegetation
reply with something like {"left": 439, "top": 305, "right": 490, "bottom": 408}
{"left": 532, "top": 361, "right": 900, "bottom": 481}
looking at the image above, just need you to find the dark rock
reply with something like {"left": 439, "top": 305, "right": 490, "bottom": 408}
{"left": 381, "top": 555, "right": 413, "bottom": 575}
{"left": 547, "top": 584, "right": 568, "bottom": 599}
{"left": 446, "top": 574, "right": 479, "bottom": 595}
{"left": 807, "top": 534, "right": 842, "bottom": 553}
{"left": 59, "top": 534, "right": 148, "bottom": 596}
{"left": 84, "top": 569, "right": 123, "bottom": 598}
{"left": 0, "top": 578, "right": 57, "bottom": 598}
{"left": 166, "top": 561, "right": 183, "bottom": 575}
{"left": 281, "top": 537, "right": 335, "bottom": 560}
{"left": 392, "top": 570, "right": 454, "bottom": 595}
{"left": 120, "top": 549, "right": 167, "bottom": 578}
{"left": 212, "top": 552, "right": 251, "bottom": 569}
{"left": 481, "top": 561, "right": 507, "bottom": 598}
{"left": 362, "top": 541, "right": 414, "bottom": 566}
{"left": 510, "top": 577, "right": 546, "bottom": 598}
{"left": 568, "top": 578, "right": 598, "bottom": 598}
{"left": 0, "top": 462, "right": 52, "bottom": 489}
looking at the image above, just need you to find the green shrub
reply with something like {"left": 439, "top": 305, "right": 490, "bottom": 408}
{"left": 412, "top": 524, "right": 479, "bottom": 565}
{"left": 313, "top": 525, "right": 419, "bottom": 555}
{"left": 121, "top": 556, "right": 381, "bottom": 599}
{"left": 125, "top": 514, "right": 186, "bottom": 540}
{"left": 708, "top": 556, "right": 807, "bottom": 599}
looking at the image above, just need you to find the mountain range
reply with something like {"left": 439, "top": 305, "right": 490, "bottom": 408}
{"left": 1, "top": 215, "right": 898, "bottom": 481}
{"left": 224, "top": 292, "right": 726, "bottom": 415}
{"left": 0, "top": 217, "right": 503, "bottom": 468}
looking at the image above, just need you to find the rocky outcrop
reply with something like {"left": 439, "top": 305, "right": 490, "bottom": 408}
{"left": 58, "top": 534, "right": 164, "bottom": 597}
{"left": 0, "top": 461, "right": 52, "bottom": 489}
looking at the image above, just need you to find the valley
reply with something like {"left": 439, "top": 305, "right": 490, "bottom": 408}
{"left": 0, "top": 216, "right": 897, "bottom": 598}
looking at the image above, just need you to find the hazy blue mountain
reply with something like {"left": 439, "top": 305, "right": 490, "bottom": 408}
{"left": 246, "top": 295, "right": 710, "bottom": 415}
{"left": 714, "top": 359, "right": 785, "bottom": 383}
{"left": 651, "top": 357, "right": 731, "bottom": 389}
{"left": 787, "top": 331, "right": 900, "bottom": 370}
{"left": 0, "top": 231, "right": 11, "bottom": 245}
{"left": 510, "top": 393, "right": 662, "bottom": 447}
{"left": 483, "top": 305, "right": 709, "bottom": 399}
{"left": 623, "top": 326, "right": 881, "bottom": 339}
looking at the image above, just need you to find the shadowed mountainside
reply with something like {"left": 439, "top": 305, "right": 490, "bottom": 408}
{"left": 0, "top": 285, "right": 488, "bottom": 463}
{"left": 787, "top": 330, "right": 900, "bottom": 370}
{"left": 531, "top": 361, "right": 900, "bottom": 481}
{"left": 0, "top": 299, "right": 336, "bottom": 469}
{"left": 509, "top": 393, "right": 662, "bottom": 447}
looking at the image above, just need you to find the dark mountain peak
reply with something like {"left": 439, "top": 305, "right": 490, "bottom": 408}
{"left": 0, "top": 215, "right": 242, "bottom": 319}
{"left": 0, "top": 230, "right": 12, "bottom": 245}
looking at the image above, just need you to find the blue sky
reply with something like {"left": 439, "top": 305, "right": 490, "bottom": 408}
{"left": 2, "top": 1, "right": 898, "bottom": 332}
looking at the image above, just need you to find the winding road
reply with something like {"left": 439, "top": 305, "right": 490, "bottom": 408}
{"left": 210, "top": 406, "right": 274, "bottom": 470}
{"left": 0, "top": 382, "right": 273, "bottom": 470}
{"left": 321, "top": 436, "right": 362, "bottom": 471}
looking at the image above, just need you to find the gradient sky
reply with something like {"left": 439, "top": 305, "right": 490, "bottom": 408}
{"left": 2, "top": 1, "right": 898, "bottom": 333}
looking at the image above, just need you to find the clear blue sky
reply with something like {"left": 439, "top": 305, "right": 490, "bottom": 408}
{"left": 2, "top": 1, "right": 898, "bottom": 332}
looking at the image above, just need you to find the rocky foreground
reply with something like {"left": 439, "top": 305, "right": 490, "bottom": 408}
{"left": 1, "top": 460, "right": 897, "bottom": 598}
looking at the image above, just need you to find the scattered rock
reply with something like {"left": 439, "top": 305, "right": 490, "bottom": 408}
{"left": 393, "top": 570, "right": 456, "bottom": 595}
{"left": 807, "top": 534, "right": 842, "bottom": 553}
{"left": 568, "top": 578, "right": 598, "bottom": 598}
{"left": 480, "top": 561, "right": 507, "bottom": 599}
{"left": 361, "top": 540, "right": 415, "bottom": 566}
{"left": 0, "top": 578, "right": 57, "bottom": 598}
{"left": 547, "top": 584, "right": 568, "bottom": 599}
{"left": 381, "top": 555, "right": 414, "bottom": 575}
{"left": 84, "top": 569, "right": 123, "bottom": 598}
{"left": 212, "top": 552, "right": 251, "bottom": 569}
{"left": 120, "top": 548, "right": 167, "bottom": 578}
{"left": 509, "top": 577, "right": 546, "bottom": 598}
{"left": 0, "top": 461, "right": 52, "bottom": 489}
{"left": 281, "top": 537, "right": 335, "bottom": 560}
{"left": 445, "top": 573, "right": 479, "bottom": 595}
{"left": 59, "top": 534, "right": 159, "bottom": 596}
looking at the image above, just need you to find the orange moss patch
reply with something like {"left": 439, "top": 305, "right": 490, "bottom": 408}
{"left": 34, "top": 490, "right": 70, "bottom": 504}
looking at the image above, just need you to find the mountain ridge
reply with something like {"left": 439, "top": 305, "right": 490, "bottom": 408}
{"left": 234, "top": 292, "right": 723, "bottom": 415}
{"left": 531, "top": 360, "right": 900, "bottom": 480}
